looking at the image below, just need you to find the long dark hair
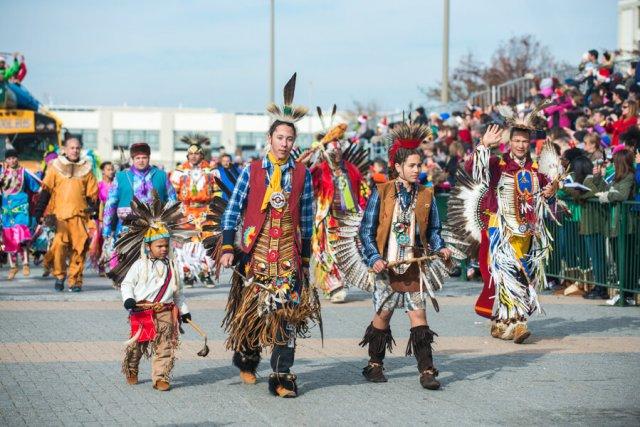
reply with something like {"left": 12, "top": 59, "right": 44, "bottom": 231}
{"left": 390, "top": 147, "right": 422, "bottom": 179}
{"left": 569, "top": 155, "right": 593, "bottom": 184}
{"left": 613, "top": 148, "right": 634, "bottom": 183}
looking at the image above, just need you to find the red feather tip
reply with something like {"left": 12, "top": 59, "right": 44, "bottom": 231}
{"left": 395, "top": 138, "right": 422, "bottom": 149}
{"left": 388, "top": 138, "right": 422, "bottom": 168}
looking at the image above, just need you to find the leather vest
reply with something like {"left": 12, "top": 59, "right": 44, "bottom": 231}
{"left": 375, "top": 181, "right": 434, "bottom": 293}
{"left": 375, "top": 181, "right": 433, "bottom": 257}
{"left": 240, "top": 159, "right": 306, "bottom": 255}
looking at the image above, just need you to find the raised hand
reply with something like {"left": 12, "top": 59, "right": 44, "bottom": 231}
{"left": 482, "top": 124, "right": 503, "bottom": 148}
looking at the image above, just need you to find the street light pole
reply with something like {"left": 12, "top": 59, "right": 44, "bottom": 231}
{"left": 269, "top": 0, "right": 275, "bottom": 105}
{"left": 441, "top": 0, "right": 450, "bottom": 104}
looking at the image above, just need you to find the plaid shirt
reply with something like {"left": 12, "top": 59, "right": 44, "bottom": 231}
{"left": 360, "top": 182, "right": 444, "bottom": 267}
{"left": 221, "top": 156, "right": 314, "bottom": 256}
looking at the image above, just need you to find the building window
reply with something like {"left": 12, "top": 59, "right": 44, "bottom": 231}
{"left": 173, "top": 131, "right": 221, "bottom": 150}
{"left": 68, "top": 129, "right": 98, "bottom": 150}
{"left": 235, "top": 132, "right": 266, "bottom": 154}
{"left": 112, "top": 130, "right": 160, "bottom": 150}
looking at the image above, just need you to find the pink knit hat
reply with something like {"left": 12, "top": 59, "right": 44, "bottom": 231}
{"left": 612, "top": 144, "right": 628, "bottom": 154}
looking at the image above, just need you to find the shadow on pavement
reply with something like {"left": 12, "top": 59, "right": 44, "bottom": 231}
{"left": 171, "top": 364, "right": 237, "bottom": 389}
{"left": 297, "top": 351, "right": 547, "bottom": 393}
{"left": 531, "top": 316, "right": 640, "bottom": 338}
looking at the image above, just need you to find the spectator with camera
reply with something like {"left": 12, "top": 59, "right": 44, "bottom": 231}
{"left": 579, "top": 147, "right": 636, "bottom": 299}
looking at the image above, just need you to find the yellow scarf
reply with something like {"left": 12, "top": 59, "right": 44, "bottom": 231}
{"left": 261, "top": 152, "right": 289, "bottom": 211}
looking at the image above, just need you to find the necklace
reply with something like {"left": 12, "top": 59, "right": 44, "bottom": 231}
{"left": 392, "top": 181, "right": 417, "bottom": 248}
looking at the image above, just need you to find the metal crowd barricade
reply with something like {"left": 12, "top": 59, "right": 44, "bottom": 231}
{"left": 619, "top": 201, "right": 640, "bottom": 295}
{"left": 545, "top": 198, "right": 640, "bottom": 304}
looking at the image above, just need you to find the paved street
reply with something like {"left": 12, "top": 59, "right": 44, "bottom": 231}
{"left": 1, "top": 268, "right": 639, "bottom": 426}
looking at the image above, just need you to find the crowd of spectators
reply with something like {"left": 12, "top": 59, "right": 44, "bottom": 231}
{"left": 356, "top": 49, "right": 640, "bottom": 303}
{"left": 364, "top": 51, "right": 638, "bottom": 191}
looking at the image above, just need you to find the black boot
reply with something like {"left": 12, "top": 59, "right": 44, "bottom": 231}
{"left": 362, "top": 363, "right": 387, "bottom": 383}
{"left": 184, "top": 275, "right": 195, "bottom": 288}
{"left": 268, "top": 373, "right": 298, "bottom": 398}
{"left": 359, "top": 323, "right": 395, "bottom": 383}
{"left": 233, "top": 350, "right": 261, "bottom": 372}
{"left": 54, "top": 278, "right": 65, "bottom": 291}
{"left": 233, "top": 350, "right": 260, "bottom": 373}
{"left": 233, "top": 350, "right": 261, "bottom": 384}
{"left": 406, "top": 325, "right": 440, "bottom": 390}
{"left": 201, "top": 273, "right": 216, "bottom": 288}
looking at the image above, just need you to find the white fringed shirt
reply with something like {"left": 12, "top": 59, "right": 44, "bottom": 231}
{"left": 120, "top": 258, "right": 189, "bottom": 314}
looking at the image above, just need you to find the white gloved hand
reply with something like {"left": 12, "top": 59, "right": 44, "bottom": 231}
{"left": 595, "top": 192, "right": 609, "bottom": 203}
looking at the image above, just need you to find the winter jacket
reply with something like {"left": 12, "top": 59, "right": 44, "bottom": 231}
{"left": 606, "top": 116, "right": 638, "bottom": 147}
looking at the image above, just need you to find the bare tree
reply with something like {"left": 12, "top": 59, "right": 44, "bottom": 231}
{"left": 346, "top": 100, "right": 383, "bottom": 125}
{"left": 351, "top": 100, "right": 381, "bottom": 118}
{"left": 483, "top": 35, "right": 560, "bottom": 86}
{"left": 420, "top": 34, "right": 569, "bottom": 102}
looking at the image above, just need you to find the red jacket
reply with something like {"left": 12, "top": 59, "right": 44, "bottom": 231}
{"left": 606, "top": 116, "right": 638, "bottom": 146}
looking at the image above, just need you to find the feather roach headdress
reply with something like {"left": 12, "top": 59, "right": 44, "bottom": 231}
{"left": 387, "top": 120, "right": 432, "bottom": 168}
{"left": 266, "top": 73, "right": 308, "bottom": 124}
{"left": 495, "top": 100, "right": 551, "bottom": 131}
{"left": 181, "top": 133, "right": 211, "bottom": 155}
{"left": 107, "top": 194, "right": 196, "bottom": 284}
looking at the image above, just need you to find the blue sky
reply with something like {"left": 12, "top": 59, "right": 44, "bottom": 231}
{"left": 2, "top": 0, "right": 617, "bottom": 112}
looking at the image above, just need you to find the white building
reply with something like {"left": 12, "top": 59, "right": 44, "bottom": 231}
{"left": 52, "top": 106, "right": 325, "bottom": 169}
{"left": 619, "top": 0, "right": 640, "bottom": 52}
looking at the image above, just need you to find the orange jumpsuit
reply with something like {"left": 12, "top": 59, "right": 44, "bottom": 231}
{"left": 41, "top": 157, "right": 98, "bottom": 287}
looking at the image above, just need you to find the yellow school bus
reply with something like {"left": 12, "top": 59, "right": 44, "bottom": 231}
{"left": 0, "top": 108, "right": 62, "bottom": 171}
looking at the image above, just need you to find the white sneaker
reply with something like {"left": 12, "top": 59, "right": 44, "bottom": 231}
{"left": 330, "top": 288, "right": 348, "bottom": 303}
{"left": 624, "top": 298, "right": 636, "bottom": 306}
{"left": 606, "top": 295, "right": 620, "bottom": 306}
